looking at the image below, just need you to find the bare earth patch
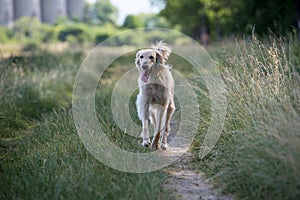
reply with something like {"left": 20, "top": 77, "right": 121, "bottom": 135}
{"left": 164, "top": 152, "right": 234, "bottom": 200}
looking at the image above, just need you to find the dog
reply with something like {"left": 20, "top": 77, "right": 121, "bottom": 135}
{"left": 135, "top": 41, "right": 175, "bottom": 150}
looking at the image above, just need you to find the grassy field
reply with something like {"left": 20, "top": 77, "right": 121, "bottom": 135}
{"left": 1, "top": 34, "right": 300, "bottom": 200}
{"left": 192, "top": 35, "right": 300, "bottom": 199}
{"left": 0, "top": 48, "right": 170, "bottom": 199}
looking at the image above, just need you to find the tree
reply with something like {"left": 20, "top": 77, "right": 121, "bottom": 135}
{"left": 123, "top": 13, "right": 170, "bottom": 29}
{"left": 94, "top": 0, "right": 118, "bottom": 25}
{"left": 154, "top": 0, "right": 298, "bottom": 40}
{"left": 158, "top": 0, "right": 205, "bottom": 39}
{"left": 235, "top": 0, "right": 297, "bottom": 35}
{"left": 82, "top": 2, "right": 95, "bottom": 25}
{"left": 123, "top": 15, "right": 143, "bottom": 29}
{"left": 142, "top": 13, "right": 170, "bottom": 28}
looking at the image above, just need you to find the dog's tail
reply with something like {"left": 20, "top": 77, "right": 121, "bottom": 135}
{"left": 152, "top": 41, "right": 171, "bottom": 62}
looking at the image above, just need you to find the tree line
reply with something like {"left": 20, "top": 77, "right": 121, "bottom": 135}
{"left": 152, "top": 0, "right": 300, "bottom": 41}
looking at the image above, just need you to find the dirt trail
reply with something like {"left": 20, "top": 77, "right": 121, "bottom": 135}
{"left": 164, "top": 151, "right": 233, "bottom": 200}
{"left": 163, "top": 121, "right": 233, "bottom": 200}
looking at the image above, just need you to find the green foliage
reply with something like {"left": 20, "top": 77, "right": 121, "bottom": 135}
{"left": 123, "top": 13, "right": 171, "bottom": 28}
{"left": 157, "top": 0, "right": 298, "bottom": 39}
{"left": 143, "top": 14, "right": 170, "bottom": 28}
{"left": 94, "top": 23, "right": 119, "bottom": 44}
{"left": 94, "top": 0, "right": 119, "bottom": 25}
{"left": 1, "top": 16, "right": 120, "bottom": 45}
{"left": 0, "top": 0, "right": 121, "bottom": 45}
{"left": 56, "top": 23, "right": 93, "bottom": 43}
{"left": 123, "top": 15, "right": 144, "bottom": 29}
{"left": 13, "top": 17, "right": 42, "bottom": 42}
{"left": 41, "top": 25, "right": 58, "bottom": 43}
{"left": 159, "top": 0, "right": 204, "bottom": 38}
{"left": 94, "top": 29, "right": 190, "bottom": 46}
{"left": 82, "top": 0, "right": 119, "bottom": 26}
{"left": 10, "top": 16, "right": 57, "bottom": 47}
{"left": 234, "top": 0, "right": 297, "bottom": 35}
{"left": 0, "top": 27, "right": 11, "bottom": 43}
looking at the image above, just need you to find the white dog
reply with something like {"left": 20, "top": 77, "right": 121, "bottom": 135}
{"left": 135, "top": 41, "right": 175, "bottom": 150}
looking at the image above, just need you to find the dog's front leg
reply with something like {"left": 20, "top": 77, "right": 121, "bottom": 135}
{"left": 141, "top": 117, "right": 151, "bottom": 147}
{"left": 139, "top": 102, "right": 151, "bottom": 147}
{"left": 136, "top": 92, "right": 151, "bottom": 147}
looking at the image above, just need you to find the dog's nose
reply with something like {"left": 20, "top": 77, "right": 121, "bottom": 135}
{"left": 141, "top": 63, "right": 148, "bottom": 70}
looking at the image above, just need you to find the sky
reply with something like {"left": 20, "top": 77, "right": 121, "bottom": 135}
{"left": 86, "top": 0, "right": 162, "bottom": 25}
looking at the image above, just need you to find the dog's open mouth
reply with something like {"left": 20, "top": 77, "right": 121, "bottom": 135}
{"left": 141, "top": 70, "right": 151, "bottom": 83}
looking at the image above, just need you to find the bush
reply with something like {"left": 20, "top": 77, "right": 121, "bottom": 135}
{"left": 0, "top": 27, "right": 11, "bottom": 43}
{"left": 56, "top": 23, "right": 93, "bottom": 43}
{"left": 95, "top": 33, "right": 110, "bottom": 44}
{"left": 12, "top": 17, "right": 44, "bottom": 44}
{"left": 22, "top": 41, "right": 40, "bottom": 51}
{"left": 41, "top": 25, "right": 58, "bottom": 43}
{"left": 3, "top": 17, "right": 122, "bottom": 45}
{"left": 123, "top": 15, "right": 143, "bottom": 29}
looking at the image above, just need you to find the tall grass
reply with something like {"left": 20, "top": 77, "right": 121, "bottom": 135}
{"left": 0, "top": 51, "right": 80, "bottom": 137}
{"left": 194, "top": 35, "right": 300, "bottom": 199}
{"left": 2, "top": 35, "right": 300, "bottom": 199}
{"left": 0, "top": 49, "right": 170, "bottom": 199}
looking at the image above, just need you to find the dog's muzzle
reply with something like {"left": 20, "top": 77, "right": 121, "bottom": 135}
{"left": 141, "top": 62, "right": 149, "bottom": 70}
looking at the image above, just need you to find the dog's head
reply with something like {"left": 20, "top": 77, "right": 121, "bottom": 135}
{"left": 135, "top": 41, "right": 171, "bottom": 82}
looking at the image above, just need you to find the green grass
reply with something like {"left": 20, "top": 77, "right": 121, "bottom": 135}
{"left": 1, "top": 34, "right": 300, "bottom": 200}
{"left": 191, "top": 35, "right": 300, "bottom": 199}
{"left": 1, "top": 108, "right": 169, "bottom": 199}
{"left": 0, "top": 49, "right": 171, "bottom": 200}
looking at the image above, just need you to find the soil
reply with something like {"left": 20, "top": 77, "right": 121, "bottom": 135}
{"left": 164, "top": 151, "right": 234, "bottom": 200}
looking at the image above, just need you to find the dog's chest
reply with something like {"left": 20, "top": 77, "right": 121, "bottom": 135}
{"left": 144, "top": 83, "right": 167, "bottom": 104}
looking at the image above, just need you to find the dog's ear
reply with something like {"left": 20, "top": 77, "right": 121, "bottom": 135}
{"left": 155, "top": 50, "right": 163, "bottom": 64}
{"left": 152, "top": 41, "right": 171, "bottom": 64}
{"left": 135, "top": 51, "right": 140, "bottom": 66}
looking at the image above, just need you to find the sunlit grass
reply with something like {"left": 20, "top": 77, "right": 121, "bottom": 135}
{"left": 0, "top": 48, "right": 171, "bottom": 200}
{"left": 1, "top": 35, "right": 300, "bottom": 199}
{"left": 192, "top": 35, "right": 300, "bottom": 200}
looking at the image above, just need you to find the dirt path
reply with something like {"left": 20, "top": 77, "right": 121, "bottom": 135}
{"left": 163, "top": 121, "right": 233, "bottom": 200}
{"left": 164, "top": 151, "right": 233, "bottom": 200}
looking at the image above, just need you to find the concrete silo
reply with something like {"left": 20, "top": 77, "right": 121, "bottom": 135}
{"left": 41, "top": 0, "right": 67, "bottom": 23}
{"left": 13, "top": 0, "right": 41, "bottom": 20}
{"left": 0, "top": 0, "right": 14, "bottom": 27}
{"left": 66, "top": 0, "right": 85, "bottom": 20}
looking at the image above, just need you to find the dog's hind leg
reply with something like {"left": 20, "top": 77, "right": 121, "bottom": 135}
{"left": 151, "top": 104, "right": 166, "bottom": 150}
{"left": 161, "top": 101, "right": 175, "bottom": 150}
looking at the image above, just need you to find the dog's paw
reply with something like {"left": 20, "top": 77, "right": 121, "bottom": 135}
{"left": 151, "top": 143, "right": 159, "bottom": 150}
{"left": 141, "top": 140, "right": 151, "bottom": 147}
{"left": 160, "top": 143, "right": 168, "bottom": 150}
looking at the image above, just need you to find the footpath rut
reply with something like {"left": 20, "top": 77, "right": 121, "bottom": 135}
{"left": 162, "top": 121, "right": 234, "bottom": 200}
{"left": 163, "top": 151, "right": 233, "bottom": 200}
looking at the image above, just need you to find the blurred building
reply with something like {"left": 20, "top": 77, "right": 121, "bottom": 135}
{"left": 13, "top": 0, "right": 41, "bottom": 20}
{"left": 0, "top": 0, "right": 14, "bottom": 27}
{"left": 67, "top": 0, "right": 85, "bottom": 20}
{"left": 41, "top": 0, "right": 67, "bottom": 23}
{"left": 0, "top": 0, "right": 85, "bottom": 26}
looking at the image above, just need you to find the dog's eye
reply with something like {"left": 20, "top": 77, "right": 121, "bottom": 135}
{"left": 149, "top": 56, "right": 154, "bottom": 60}
{"left": 140, "top": 55, "right": 144, "bottom": 59}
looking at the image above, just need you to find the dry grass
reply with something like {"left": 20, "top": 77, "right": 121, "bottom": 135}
{"left": 193, "top": 35, "right": 300, "bottom": 199}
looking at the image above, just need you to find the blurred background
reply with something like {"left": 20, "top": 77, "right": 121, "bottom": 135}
{"left": 1, "top": 1, "right": 300, "bottom": 200}
{"left": 1, "top": 0, "right": 299, "bottom": 47}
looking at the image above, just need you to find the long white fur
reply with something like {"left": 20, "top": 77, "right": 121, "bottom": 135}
{"left": 135, "top": 41, "right": 175, "bottom": 150}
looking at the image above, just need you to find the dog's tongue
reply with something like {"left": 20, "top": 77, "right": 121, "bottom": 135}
{"left": 141, "top": 70, "right": 148, "bottom": 83}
